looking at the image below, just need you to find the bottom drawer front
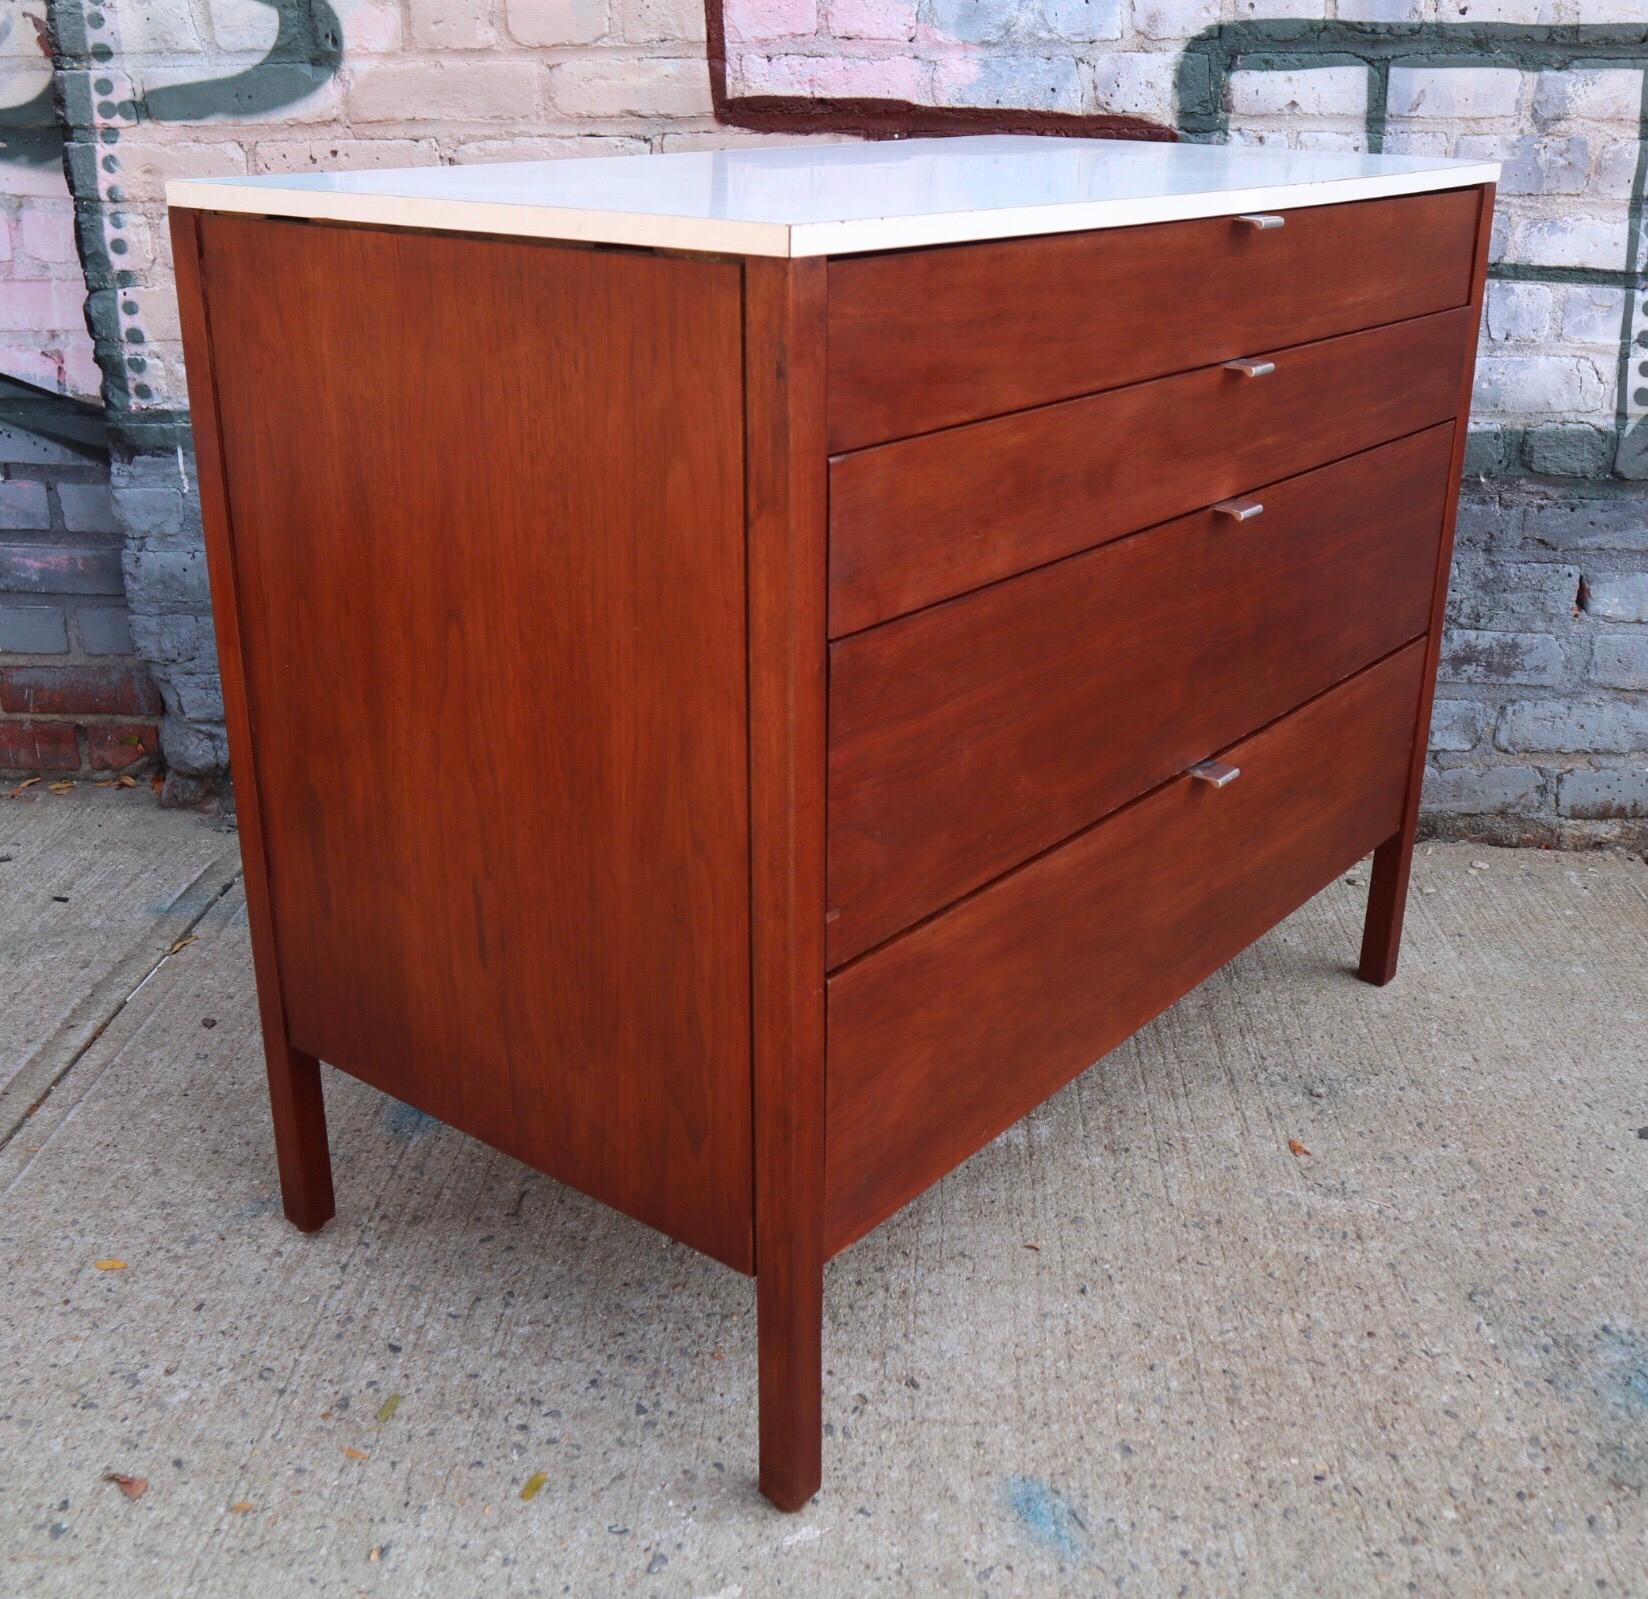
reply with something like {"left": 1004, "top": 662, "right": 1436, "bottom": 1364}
{"left": 824, "top": 639, "right": 1427, "bottom": 1255}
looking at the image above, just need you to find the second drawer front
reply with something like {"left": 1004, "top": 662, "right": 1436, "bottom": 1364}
{"left": 827, "top": 426, "right": 1453, "bottom": 966}
{"left": 829, "top": 306, "right": 1473, "bottom": 636}
{"left": 824, "top": 639, "right": 1427, "bottom": 1255}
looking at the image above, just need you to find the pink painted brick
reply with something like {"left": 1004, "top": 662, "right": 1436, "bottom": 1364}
{"left": 827, "top": 0, "right": 917, "bottom": 40}
{"left": 725, "top": 0, "right": 819, "bottom": 39}
{"left": 734, "top": 52, "right": 925, "bottom": 100}
{"left": 408, "top": 0, "right": 496, "bottom": 48}
{"left": 24, "top": 199, "right": 79, "bottom": 267}
{"left": 0, "top": 279, "right": 87, "bottom": 335}
{"left": 505, "top": 0, "right": 608, "bottom": 45}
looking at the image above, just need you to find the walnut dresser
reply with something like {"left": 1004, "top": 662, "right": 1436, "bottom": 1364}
{"left": 167, "top": 136, "right": 1498, "bottom": 1511}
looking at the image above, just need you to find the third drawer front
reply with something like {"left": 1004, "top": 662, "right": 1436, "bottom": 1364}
{"left": 824, "top": 638, "right": 1428, "bottom": 1255}
{"left": 826, "top": 424, "right": 1454, "bottom": 968}
{"left": 829, "top": 305, "right": 1474, "bottom": 637}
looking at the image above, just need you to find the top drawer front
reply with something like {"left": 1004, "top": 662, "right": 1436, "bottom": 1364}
{"left": 827, "top": 187, "right": 1483, "bottom": 452}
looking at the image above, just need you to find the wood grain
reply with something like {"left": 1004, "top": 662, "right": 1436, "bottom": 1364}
{"left": 1362, "top": 184, "right": 1498, "bottom": 985}
{"left": 827, "top": 426, "right": 1455, "bottom": 966}
{"left": 827, "top": 186, "right": 1483, "bottom": 451}
{"left": 171, "top": 208, "right": 335, "bottom": 1234}
{"left": 828, "top": 307, "right": 1474, "bottom": 635}
{"left": 825, "top": 640, "right": 1428, "bottom": 1255}
{"left": 195, "top": 215, "right": 754, "bottom": 1270}
{"left": 745, "top": 256, "right": 830, "bottom": 1512}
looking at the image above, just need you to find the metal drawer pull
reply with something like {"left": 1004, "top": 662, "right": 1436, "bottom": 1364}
{"left": 1212, "top": 497, "right": 1264, "bottom": 522}
{"left": 1236, "top": 213, "right": 1286, "bottom": 230}
{"left": 1189, "top": 759, "right": 1241, "bottom": 788}
{"left": 1222, "top": 357, "right": 1276, "bottom": 378}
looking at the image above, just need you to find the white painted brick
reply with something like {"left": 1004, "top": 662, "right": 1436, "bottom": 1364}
{"left": 456, "top": 135, "right": 649, "bottom": 162}
{"left": 207, "top": 0, "right": 279, "bottom": 53}
{"left": 254, "top": 139, "right": 443, "bottom": 174}
{"left": 1593, "top": 140, "right": 1642, "bottom": 201}
{"left": 1581, "top": 574, "right": 1648, "bottom": 623}
{"left": 1534, "top": 69, "right": 1645, "bottom": 127}
{"left": 825, "top": 0, "right": 916, "bottom": 40}
{"left": 1455, "top": 134, "right": 1590, "bottom": 197}
{"left": 102, "top": 140, "right": 249, "bottom": 201}
{"left": 617, "top": 0, "right": 706, "bottom": 42}
{"left": 348, "top": 61, "right": 541, "bottom": 123}
{"left": 1231, "top": 0, "right": 1319, "bottom": 16}
{"left": 1337, "top": 0, "right": 1422, "bottom": 18}
{"left": 1514, "top": 216, "right": 1630, "bottom": 273}
{"left": 1486, "top": 282, "right": 1554, "bottom": 344}
{"left": 1129, "top": 0, "right": 1217, "bottom": 43}
{"left": 734, "top": 52, "right": 923, "bottom": 102}
{"left": 1473, "top": 356, "right": 1608, "bottom": 416}
{"left": 408, "top": 0, "right": 497, "bottom": 48}
{"left": 1562, "top": 287, "right": 1628, "bottom": 348}
{"left": 1230, "top": 66, "right": 1368, "bottom": 120}
{"left": 1090, "top": 52, "right": 1178, "bottom": 121}
{"left": 551, "top": 57, "right": 713, "bottom": 118}
{"left": 505, "top": 0, "right": 607, "bottom": 44}
{"left": 1441, "top": 0, "right": 1556, "bottom": 20}
{"left": 1387, "top": 66, "right": 1521, "bottom": 122}
{"left": 1422, "top": 764, "right": 1543, "bottom": 816}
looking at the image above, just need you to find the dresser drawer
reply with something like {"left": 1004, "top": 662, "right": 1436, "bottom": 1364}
{"left": 829, "top": 306, "right": 1473, "bottom": 635}
{"left": 827, "top": 426, "right": 1452, "bottom": 966}
{"left": 824, "top": 639, "right": 1426, "bottom": 1253}
{"left": 827, "top": 187, "right": 1483, "bottom": 452}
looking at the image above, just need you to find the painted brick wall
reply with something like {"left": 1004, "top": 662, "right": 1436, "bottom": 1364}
{"left": 4, "top": 0, "right": 1646, "bottom": 840}
{"left": 1, "top": 0, "right": 161, "bottom": 780}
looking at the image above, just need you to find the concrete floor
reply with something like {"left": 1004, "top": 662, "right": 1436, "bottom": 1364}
{"left": 1, "top": 786, "right": 1645, "bottom": 1598}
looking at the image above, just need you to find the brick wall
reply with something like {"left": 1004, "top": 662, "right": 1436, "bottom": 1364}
{"left": 1, "top": 0, "right": 161, "bottom": 782}
{"left": 5, "top": 0, "right": 1646, "bottom": 841}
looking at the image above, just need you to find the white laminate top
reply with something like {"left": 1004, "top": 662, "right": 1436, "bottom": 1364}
{"left": 167, "top": 135, "right": 1498, "bottom": 258}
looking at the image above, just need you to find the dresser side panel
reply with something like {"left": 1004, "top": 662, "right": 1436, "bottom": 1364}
{"left": 194, "top": 215, "right": 754, "bottom": 1270}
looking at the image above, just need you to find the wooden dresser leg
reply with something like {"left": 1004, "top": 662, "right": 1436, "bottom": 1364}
{"left": 266, "top": 1043, "right": 335, "bottom": 1233}
{"left": 757, "top": 1254, "right": 823, "bottom": 1512}
{"left": 1358, "top": 832, "right": 1412, "bottom": 987}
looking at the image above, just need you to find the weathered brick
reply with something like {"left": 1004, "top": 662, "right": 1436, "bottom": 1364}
{"left": 56, "top": 481, "right": 118, "bottom": 534}
{"left": 1525, "top": 496, "right": 1648, "bottom": 553}
{"left": 0, "top": 604, "right": 69, "bottom": 653}
{"left": 1456, "top": 134, "right": 1590, "bottom": 197}
{"left": 1440, "top": 628, "right": 1566, "bottom": 688}
{"left": 1534, "top": 69, "right": 1644, "bottom": 126}
{"left": 1497, "top": 699, "right": 1648, "bottom": 754}
{"left": 551, "top": 56, "right": 714, "bottom": 117}
{"left": 1131, "top": 0, "right": 1217, "bottom": 40}
{"left": 1557, "top": 765, "right": 1648, "bottom": 820}
{"left": 0, "top": 664, "right": 163, "bottom": 716}
{"left": 1041, "top": 0, "right": 1123, "bottom": 42}
{"left": 1485, "top": 282, "right": 1553, "bottom": 343}
{"left": 1523, "top": 425, "right": 1615, "bottom": 480}
{"left": 76, "top": 605, "right": 134, "bottom": 656}
{"left": 0, "top": 719, "right": 79, "bottom": 772}
{"left": 1422, "top": 763, "right": 1543, "bottom": 816}
{"left": 1090, "top": 53, "right": 1177, "bottom": 120}
{"left": 0, "top": 480, "right": 51, "bottom": 531}
{"left": 1230, "top": 66, "right": 1367, "bottom": 120}
{"left": 1473, "top": 356, "right": 1609, "bottom": 417}
{"left": 1446, "top": 560, "right": 1580, "bottom": 628}
{"left": 1387, "top": 67, "right": 1521, "bottom": 121}
{"left": 160, "top": 715, "right": 229, "bottom": 777}
{"left": 1429, "top": 699, "right": 1488, "bottom": 754}
{"left": 0, "top": 541, "right": 124, "bottom": 596}
{"left": 934, "top": 55, "right": 1082, "bottom": 113}
{"left": 128, "top": 612, "right": 218, "bottom": 669}
{"left": 160, "top": 672, "right": 225, "bottom": 722}
{"left": 724, "top": 0, "right": 816, "bottom": 36}
{"left": 1593, "top": 634, "right": 1648, "bottom": 690}
{"left": 1513, "top": 216, "right": 1630, "bottom": 273}
{"left": 86, "top": 721, "right": 161, "bottom": 771}
{"left": 349, "top": 61, "right": 542, "bottom": 123}
{"left": 123, "top": 548, "right": 211, "bottom": 615}
{"left": 19, "top": 202, "right": 77, "bottom": 265}
{"left": 1561, "top": 286, "right": 1627, "bottom": 346}
{"left": 1580, "top": 573, "right": 1648, "bottom": 623}
{"left": 254, "top": 139, "right": 442, "bottom": 174}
